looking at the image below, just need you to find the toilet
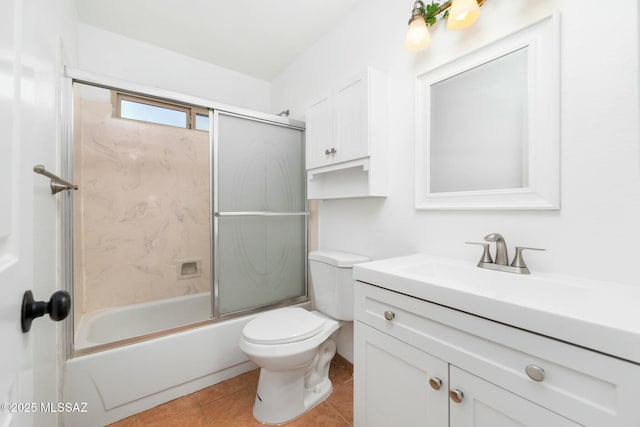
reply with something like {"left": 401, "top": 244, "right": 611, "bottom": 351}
{"left": 239, "top": 250, "right": 369, "bottom": 425}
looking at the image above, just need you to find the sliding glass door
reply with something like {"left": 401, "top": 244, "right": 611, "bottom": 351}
{"left": 214, "top": 112, "right": 307, "bottom": 316}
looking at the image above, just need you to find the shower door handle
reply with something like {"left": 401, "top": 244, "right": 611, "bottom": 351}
{"left": 21, "top": 290, "right": 71, "bottom": 333}
{"left": 215, "top": 211, "right": 309, "bottom": 217}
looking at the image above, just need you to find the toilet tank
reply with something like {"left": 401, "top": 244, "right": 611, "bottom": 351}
{"left": 308, "top": 250, "right": 370, "bottom": 321}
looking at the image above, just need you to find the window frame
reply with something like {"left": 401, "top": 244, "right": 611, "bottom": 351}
{"left": 113, "top": 91, "right": 209, "bottom": 131}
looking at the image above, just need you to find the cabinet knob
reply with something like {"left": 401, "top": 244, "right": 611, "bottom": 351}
{"left": 325, "top": 149, "right": 331, "bottom": 155}
{"left": 449, "top": 389, "right": 464, "bottom": 403}
{"left": 525, "top": 365, "right": 545, "bottom": 382}
{"left": 330, "top": 147, "right": 337, "bottom": 154}
{"left": 383, "top": 310, "right": 395, "bottom": 321}
{"left": 429, "top": 377, "right": 443, "bottom": 390}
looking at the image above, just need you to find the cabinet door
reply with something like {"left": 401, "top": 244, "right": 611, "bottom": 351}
{"left": 449, "top": 366, "right": 581, "bottom": 427}
{"left": 354, "top": 322, "right": 448, "bottom": 427}
{"left": 305, "top": 96, "right": 332, "bottom": 169}
{"left": 334, "top": 73, "right": 368, "bottom": 163}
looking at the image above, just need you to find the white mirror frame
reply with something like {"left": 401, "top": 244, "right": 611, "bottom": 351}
{"left": 415, "top": 13, "right": 560, "bottom": 210}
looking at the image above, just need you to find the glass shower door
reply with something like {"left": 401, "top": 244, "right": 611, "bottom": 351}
{"left": 214, "top": 112, "right": 307, "bottom": 315}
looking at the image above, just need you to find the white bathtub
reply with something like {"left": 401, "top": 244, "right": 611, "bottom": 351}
{"left": 75, "top": 293, "right": 212, "bottom": 350}
{"left": 65, "top": 297, "right": 311, "bottom": 427}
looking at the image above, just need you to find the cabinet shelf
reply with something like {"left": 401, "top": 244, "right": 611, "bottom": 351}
{"left": 307, "top": 157, "right": 387, "bottom": 199}
{"left": 307, "top": 157, "right": 370, "bottom": 179}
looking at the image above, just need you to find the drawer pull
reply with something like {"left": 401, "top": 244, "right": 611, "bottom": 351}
{"left": 429, "top": 377, "right": 442, "bottom": 390}
{"left": 525, "top": 365, "right": 545, "bottom": 382}
{"left": 449, "top": 389, "right": 464, "bottom": 403}
{"left": 384, "top": 310, "right": 395, "bottom": 321}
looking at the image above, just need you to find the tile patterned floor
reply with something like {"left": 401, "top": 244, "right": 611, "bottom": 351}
{"left": 107, "top": 358, "right": 353, "bottom": 427}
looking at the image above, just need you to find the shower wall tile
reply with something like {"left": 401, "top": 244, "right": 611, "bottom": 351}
{"left": 74, "top": 99, "right": 211, "bottom": 313}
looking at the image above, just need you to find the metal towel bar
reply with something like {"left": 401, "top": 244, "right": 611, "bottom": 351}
{"left": 33, "top": 165, "right": 78, "bottom": 195}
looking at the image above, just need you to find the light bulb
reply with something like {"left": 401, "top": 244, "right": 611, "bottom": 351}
{"left": 405, "top": 18, "right": 431, "bottom": 52}
{"left": 447, "top": 0, "right": 480, "bottom": 30}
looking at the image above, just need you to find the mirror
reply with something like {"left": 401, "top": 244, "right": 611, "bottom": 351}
{"left": 415, "top": 14, "right": 559, "bottom": 210}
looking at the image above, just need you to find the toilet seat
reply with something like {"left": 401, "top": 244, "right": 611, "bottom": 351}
{"left": 243, "top": 307, "right": 325, "bottom": 345}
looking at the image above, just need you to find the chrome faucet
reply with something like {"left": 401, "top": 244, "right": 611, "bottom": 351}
{"left": 483, "top": 233, "right": 508, "bottom": 266}
{"left": 466, "top": 233, "right": 545, "bottom": 274}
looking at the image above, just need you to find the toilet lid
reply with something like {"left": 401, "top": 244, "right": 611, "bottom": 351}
{"left": 243, "top": 307, "right": 325, "bottom": 345}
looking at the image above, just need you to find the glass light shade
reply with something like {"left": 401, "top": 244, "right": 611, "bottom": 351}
{"left": 405, "top": 18, "right": 431, "bottom": 52}
{"left": 447, "top": 0, "right": 480, "bottom": 30}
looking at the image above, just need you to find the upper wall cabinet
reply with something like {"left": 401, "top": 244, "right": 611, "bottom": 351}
{"left": 306, "top": 67, "right": 388, "bottom": 199}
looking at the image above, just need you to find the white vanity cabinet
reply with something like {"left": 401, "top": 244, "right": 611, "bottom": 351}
{"left": 305, "top": 67, "right": 387, "bottom": 199}
{"left": 448, "top": 367, "right": 580, "bottom": 427}
{"left": 354, "top": 281, "right": 640, "bottom": 427}
{"left": 355, "top": 322, "right": 449, "bottom": 427}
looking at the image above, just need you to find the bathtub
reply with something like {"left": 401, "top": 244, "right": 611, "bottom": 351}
{"left": 65, "top": 297, "right": 311, "bottom": 427}
{"left": 74, "top": 293, "right": 212, "bottom": 350}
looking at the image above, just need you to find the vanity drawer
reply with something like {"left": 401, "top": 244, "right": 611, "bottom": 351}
{"left": 355, "top": 281, "right": 640, "bottom": 426}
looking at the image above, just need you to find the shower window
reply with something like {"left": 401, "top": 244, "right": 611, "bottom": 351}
{"left": 114, "top": 92, "right": 208, "bottom": 130}
{"left": 195, "top": 113, "right": 209, "bottom": 131}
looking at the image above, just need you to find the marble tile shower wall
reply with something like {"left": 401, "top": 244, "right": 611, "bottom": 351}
{"left": 73, "top": 98, "right": 211, "bottom": 317}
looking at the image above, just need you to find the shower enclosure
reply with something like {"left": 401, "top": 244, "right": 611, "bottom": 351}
{"left": 70, "top": 81, "right": 307, "bottom": 353}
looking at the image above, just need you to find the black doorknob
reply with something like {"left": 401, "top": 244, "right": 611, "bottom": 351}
{"left": 21, "top": 290, "right": 71, "bottom": 333}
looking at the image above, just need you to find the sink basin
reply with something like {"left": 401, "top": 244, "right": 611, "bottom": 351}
{"left": 353, "top": 253, "right": 640, "bottom": 364}
{"left": 399, "top": 257, "right": 589, "bottom": 302}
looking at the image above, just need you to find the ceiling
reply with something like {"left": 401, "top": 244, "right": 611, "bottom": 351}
{"left": 76, "top": 0, "right": 360, "bottom": 81}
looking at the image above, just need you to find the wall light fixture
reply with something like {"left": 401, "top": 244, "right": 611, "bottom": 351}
{"left": 405, "top": 0, "right": 485, "bottom": 52}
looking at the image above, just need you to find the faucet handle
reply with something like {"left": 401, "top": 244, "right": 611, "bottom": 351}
{"left": 511, "top": 246, "right": 545, "bottom": 269}
{"left": 465, "top": 242, "right": 494, "bottom": 264}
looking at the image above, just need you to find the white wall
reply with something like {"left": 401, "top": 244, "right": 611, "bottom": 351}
{"left": 272, "top": 0, "right": 639, "bottom": 362}
{"left": 77, "top": 24, "right": 271, "bottom": 112}
{"left": 273, "top": 0, "right": 640, "bottom": 286}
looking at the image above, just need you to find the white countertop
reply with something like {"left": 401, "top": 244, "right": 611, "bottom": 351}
{"left": 353, "top": 254, "right": 640, "bottom": 364}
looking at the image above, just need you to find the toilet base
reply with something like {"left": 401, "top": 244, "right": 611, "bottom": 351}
{"left": 252, "top": 339, "right": 336, "bottom": 425}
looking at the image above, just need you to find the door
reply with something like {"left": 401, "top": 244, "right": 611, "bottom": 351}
{"left": 334, "top": 73, "right": 368, "bottom": 163}
{"left": 1, "top": 2, "right": 64, "bottom": 426}
{"left": 354, "top": 322, "right": 449, "bottom": 427}
{"left": 215, "top": 112, "right": 307, "bottom": 315}
{"left": 449, "top": 366, "right": 581, "bottom": 427}
{"left": 305, "top": 96, "right": 333, "bottom": 169}
{"left": 0, "top": 2, "right": 31, "bottom": 426}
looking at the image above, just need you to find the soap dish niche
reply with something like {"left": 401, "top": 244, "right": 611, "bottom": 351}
{"left": 177, "top": 258, "right": 202, "bottom": 279}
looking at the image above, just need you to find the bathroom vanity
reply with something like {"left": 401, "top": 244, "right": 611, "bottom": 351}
{"left": 353, "top": 254, "right": 640, "bottom": 427}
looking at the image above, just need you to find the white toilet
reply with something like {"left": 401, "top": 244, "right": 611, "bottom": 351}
{"left": 239, "top": 250, "right": 369, "bottom": 425}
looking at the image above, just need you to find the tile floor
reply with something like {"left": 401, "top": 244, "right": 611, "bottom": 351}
{"left": 107, "top": 358, "right": 353, "bottom": 427}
